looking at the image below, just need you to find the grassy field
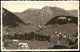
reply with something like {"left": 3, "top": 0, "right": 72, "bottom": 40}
{"left": 4, "top": 40, "right": 55, "bottom": 49}
{"left": 3, "top": 23, "right": 78, "bottom": 49}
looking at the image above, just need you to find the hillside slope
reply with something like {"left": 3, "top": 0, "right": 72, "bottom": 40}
{"left": 2, "top": 8, "right": 25, "bottom": 28}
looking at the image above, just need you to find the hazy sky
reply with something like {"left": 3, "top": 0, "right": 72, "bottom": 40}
{"left": 2, "top": 1, "right": 79, "bottom": 12}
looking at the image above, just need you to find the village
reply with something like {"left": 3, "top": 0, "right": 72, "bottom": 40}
{"left": 2, "top": 14, "right": 78, "bottom": 49}
{"left": 3, "top": 24, "right": 78, "bottom": 49}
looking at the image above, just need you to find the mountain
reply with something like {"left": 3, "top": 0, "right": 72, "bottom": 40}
{"left": 2, "top": 8, "right": 39, "bottom": 35}
{"left": 15, "top": 6, "right": 78, "bottom": 26}
{"left": 15, "top": 8, "right": 40, "bottom": 23}
{"left": 3, "top": 6, "right": 78, "bottom": 35}
{"left": 46, "top": 16, "right": 78, "bottom": 25}
{"left": 67, "top": 10, "right": 78, "bottom": 17}
{"left": 15, "top": 8, "right": 40, "bottom": 18}
{"left": 38, "top": 6, "right": 77, "bottom": 25}
{"left": 2, "top": 8, "right": 25, "bottom": 28}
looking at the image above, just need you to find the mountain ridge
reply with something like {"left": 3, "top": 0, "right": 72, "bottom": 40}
{"left": 14, "top": 6, "right": 78, "bottom": 26}
{"left": 2, "top": 6, "right": 78, "bottom": 34}
{"left": 2, "top": 8, "right": 26, "bottom": 28}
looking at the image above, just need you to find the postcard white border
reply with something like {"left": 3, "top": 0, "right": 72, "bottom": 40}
{"left": 1, "top": 1, "right": 79, "bottom": 51}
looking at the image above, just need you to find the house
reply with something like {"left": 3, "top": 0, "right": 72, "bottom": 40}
{"left": 58, "top": 17, "right": 66, "bottom": 20}
{"left": 18, "top": 42, "right": 29, "bottom": 49}
{"left": 12, "top": 39, "right": 18, "bottom": 42}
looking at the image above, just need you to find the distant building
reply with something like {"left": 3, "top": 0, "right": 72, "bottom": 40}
{"left": 58, "top": 17, "right": 66, "bottom": 19}
{"left": 12, "top": 39, "right": 18, "bottom": 42}
{"left": 18, "top": 42, "right": 29, "bottom": 49}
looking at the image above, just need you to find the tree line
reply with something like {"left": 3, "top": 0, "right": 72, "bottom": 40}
{"left": 3, "top": 32, "right": 51, "bottom": 42}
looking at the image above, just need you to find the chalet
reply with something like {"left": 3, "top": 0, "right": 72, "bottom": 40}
{"left": 18, "top": 42, "right": 29, "bottom": 49}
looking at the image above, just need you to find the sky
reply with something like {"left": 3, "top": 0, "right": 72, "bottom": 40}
{"left": 1, "top": 1, "right": 79, "bottom": 12}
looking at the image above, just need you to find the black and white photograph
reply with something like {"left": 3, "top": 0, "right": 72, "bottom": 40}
{"left": 1, "top": 1, "right": 79, "bottom": 51}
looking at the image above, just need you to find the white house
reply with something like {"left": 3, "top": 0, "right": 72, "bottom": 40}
{"left": 59, "top": 32, "right": 62, "bottom": 35}
{"left": 18, "top": 42, "right": 29, "bottom": 49}
{"left": 58, "top": 17, "right": 66, "bottom": 20}
{"left": 63, "top": 35, "right": 67, "bottom": 38}
{"left": 12, "top": 39, "right": 18, "bottom": 42}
